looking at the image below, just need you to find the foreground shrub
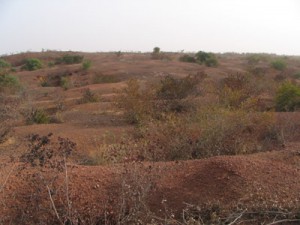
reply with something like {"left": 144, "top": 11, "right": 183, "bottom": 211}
{"left": 17, "top": 133, "right": 76, "bottom": 224}
{"left": 22, "top": 58, "right": 43, "bottom": 71}
{"left": 0, "top": 74, "right": 21, "bottom": 93}
{"left": 271, "top": 59, "right": 287, "bottom": 71}
{"left": 55, "top": 54, "right": 84, "bottom": 64}
{"left": 275, "top": 82, "right": 300, "bottom": 111}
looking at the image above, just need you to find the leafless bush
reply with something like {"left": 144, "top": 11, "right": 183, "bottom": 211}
{"left": 14, "top": 133, "right": 76, "bottom": 224}
{"left": 115, "top": 161, "right": 160, "bottom": 225}
{"left": 0, "top": 94, "right": 21, "bottom": 143}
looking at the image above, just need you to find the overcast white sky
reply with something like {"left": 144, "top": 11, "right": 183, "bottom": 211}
{"left": 1, "top": 0, "right": 300, "bottom": 55}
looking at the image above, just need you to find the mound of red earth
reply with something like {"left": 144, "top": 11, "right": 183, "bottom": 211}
{"left": 1, "top": 147, "right": 300, "bottom": 223}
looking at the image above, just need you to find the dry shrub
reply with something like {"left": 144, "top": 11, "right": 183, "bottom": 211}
{"left": 193, "top": 107, "right": 279, "bottom": 157}
{"left": 136, "top": 107, "right": 279, "bottom": 161}
{"left": 92, "top": 107, "right": 279, "bottom": 163}
{"left": 115, "top": 79, "right": 156, "bottom": 124}
{"left": 115, "top": 75, "right": 201, "bottom": 124}
{"left": 0, "top": 94, "right": 21, "bottom": 143}
{"left": 218, "top": 74, "right": 259, "bottom": 108}
{"left": 217, "top": 73, "right": 278, "bottom": 111}
{"left": 78, "top": 88, "right": 99, "bottom": 104}
{"left": 132, "top": 114, "right": 199, "bottom": 161}
{"left": 115, "top": 162, "right": 159, "bottom": 224}
{"left": 12, "top": 133, "right": 77, "bottom": 225}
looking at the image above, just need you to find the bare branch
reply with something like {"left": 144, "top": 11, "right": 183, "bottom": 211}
{"left": 267, "top": 219, "right": 300, "bottom": 225}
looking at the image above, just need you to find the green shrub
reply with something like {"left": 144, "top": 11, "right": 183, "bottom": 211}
{"left": 153, "top": 47, "right": 160, "bottom": 54}
{"left": 27, "top": 108, "right": 50, "bottom": 124}
{"left": 0, "top": 59, "right": 11, "bottom": 69}
{"left": 292, "top": 72, "right": 300, "bottom": 79}
{"left": 179, "top": 54, "right": 196, "bottom": 63}
{"left": 271, "top": 59, "right": 287, "bottom": 71}
{"left": 82, "top": 60, "right": 92, "bottom": 70}
{"left": 275, "top": 82, "right": 300, "bottom": 111}
{"left": 0, "top": 74, "right": 21, "bottom": 93}
{"left": 60, "top": 76, "right": 72, "bottom": 90}
{"left": 55, "top": 54, "right": 84, "bottom": 64}
{"left": 195, "top": 51, "right": 218, "bottom": 67}
{"left": 22, "top": 58, "right": 43, "bottom": 71}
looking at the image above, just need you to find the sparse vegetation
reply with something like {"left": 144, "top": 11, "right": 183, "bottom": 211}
{"left": 271, "top": 59, "right": 287, "bottom": 71}
{"left": 2, "top": 51, "right": 300, "bottom": 225}
{"left": 26, "top": 108, "right": 50, "bottom": 124}
{"left": 247, "top": 54, "right": 263, "bottom": 65}
{"left": 116, "top": 75, "right": 200, "bottom": 124}
{"left": 78, "top": 88, "right": 99, "bottom": 104}
{"left": 0, "top": 94, "right": 21, "bottom": 143}
{"left": 218, "top": 74, "right": 259, "bottom": 109}
{"left": 0, "top": 59, "right": 11, "bottom": 69}
{"left": 60, "top": 76, "right": 72, "bottom": 90}
{"left": 22, "top": 58, "right": 43, "bottom": 71}
{"left": 47, "top": 61, "right": 55, "bottom": 67}
{"left": 293, "top": 72, "right": 300, "bottom": 79}
{"left": 55, "top": 54, "right": 84, "bottom": 64}
{"left": 82, "top": 59, "right": 92, "bottom": 70}
{"left": 93, "top": 73, "right": 121, "bottom": 83}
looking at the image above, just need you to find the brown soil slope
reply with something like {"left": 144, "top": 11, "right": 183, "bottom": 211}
{"left": 1, "top": 147, "right": 300, "bottom": 222}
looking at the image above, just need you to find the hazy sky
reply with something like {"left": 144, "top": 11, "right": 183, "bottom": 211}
{"left": 1, "top": 0, "right": 300, "bottom": 55}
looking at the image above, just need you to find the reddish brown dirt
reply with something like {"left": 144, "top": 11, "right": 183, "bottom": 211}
{"left": 1, "top": 148, "right": 300, "bottom": 222}
{"left": 1, "top": 52, "right": 300, "bottom": 223}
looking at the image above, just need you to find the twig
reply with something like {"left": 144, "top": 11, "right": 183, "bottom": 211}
{"left": 64, "top": 156, "right": 71, "bottom": 219}
{"left": 0, "top": 163, "right": 16, "bottom": 192}
{"left": 46, "top": 184, "right": 64, "bottom": 225}
{"left": 267, "top": 219, "right": 300, "bottom": 225}
{"left": 228, "top": 210, "right": 246, "bottom": 225}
